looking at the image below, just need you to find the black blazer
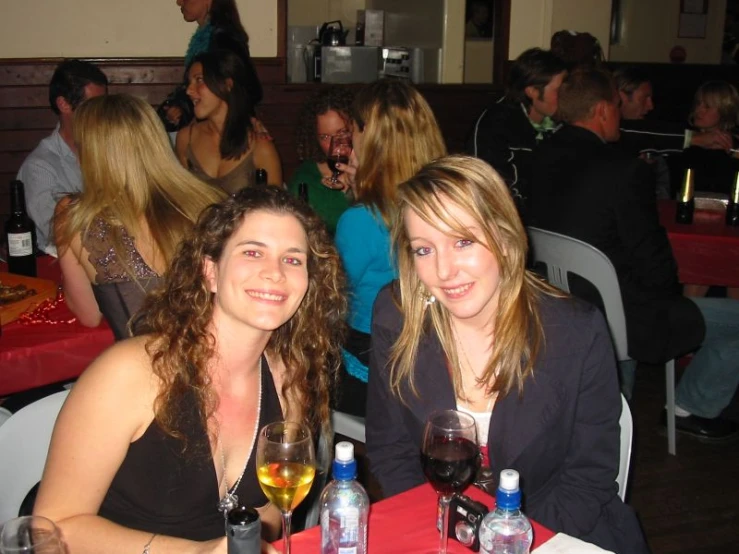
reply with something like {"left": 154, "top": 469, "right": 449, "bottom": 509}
{"left": 529, "top": 125, "right": 704, "bottom": 363}
{"left": 366, "top": 286, "right": 649, "bottom": 554}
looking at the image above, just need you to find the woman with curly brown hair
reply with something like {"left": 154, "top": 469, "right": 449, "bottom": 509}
{"left": 287, "top": 86, "right": 354, "bottom": 235}
{"left": 35, "top": 186, "right": 346, "bottom": 554}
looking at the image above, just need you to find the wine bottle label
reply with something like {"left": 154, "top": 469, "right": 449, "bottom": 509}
{"left": 8, "top": 232, "right": 33, "bottom": 256}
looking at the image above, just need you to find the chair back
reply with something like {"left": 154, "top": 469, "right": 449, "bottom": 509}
{"left": 527, "top": 227, "right": 629, "bottom": 361}
{"left": 331, "top": 411, "right": 366, "bottom": 444}
{"left": 0, "top": 390, "right": 69, "bottom": 522}
{"left": 616, "top": 394, "right": 633, "bottom": 501}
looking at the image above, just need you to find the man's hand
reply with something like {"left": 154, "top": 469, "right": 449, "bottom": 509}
{"left": 690, "top": 128, "right": 733, "bottom": 151}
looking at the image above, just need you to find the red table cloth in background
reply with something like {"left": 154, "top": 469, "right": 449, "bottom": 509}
{"left": 285, "top": 483, "right": 555, "bottom": 553}
{"left": 0, "top": 257, "right": 114, "bottom": 396}
{"left": 658, "top": 199, "right": 739, "bottom": 287}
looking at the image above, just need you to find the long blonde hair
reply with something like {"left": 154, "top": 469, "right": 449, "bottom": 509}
{"left": 389, "top": 155, "right": 561, "bottom": 401}
{"left": 55, "top": 94, "right": 225, "bottom": 272}
{"left": 351, "top": 80, "right": 447, "bottom": 225}
{"left": 689, "top": 80, "right": 739, "bottom": 131}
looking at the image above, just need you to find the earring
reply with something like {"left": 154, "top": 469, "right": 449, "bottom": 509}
{"left": 425, "top": 294, "right": 436, "bottom": 306}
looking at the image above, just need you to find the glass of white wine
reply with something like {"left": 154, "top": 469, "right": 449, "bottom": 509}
{"left": 0, "top": 516, "right": 64, "bottom": 554}
{"left": 256, "top": 421, "right": 316, "bottom": 554}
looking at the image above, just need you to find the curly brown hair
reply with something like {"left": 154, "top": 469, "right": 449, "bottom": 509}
{"left": 295, "top": 86, "right": 355, "bottom": 163}
{"left": 138, "top": 186, "right": 347, "bottom": 451}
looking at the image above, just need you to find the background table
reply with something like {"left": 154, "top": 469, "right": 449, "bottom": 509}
{"left": 0, "top": 257, "right": 114, "bottom": 396}
{"left": 287, "top": 483, "right": 555, "bottom": 553}
{"left": 658, "top": 200, "right": 739, "bottom": 287}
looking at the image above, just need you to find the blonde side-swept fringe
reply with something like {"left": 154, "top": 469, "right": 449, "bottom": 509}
{"left": 388, "top": 155, "right": 564, "bottom": 404}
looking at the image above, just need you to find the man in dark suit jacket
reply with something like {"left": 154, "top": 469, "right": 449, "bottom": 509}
{"left": 529, "top": 68, "right": 739, "bottom": 440}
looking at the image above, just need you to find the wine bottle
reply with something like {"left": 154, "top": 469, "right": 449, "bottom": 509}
{"left": 727, "top": 171, "right": 739, "bottom": 227}
{"left": 255, "top": 168, "right": 268, "bottom": 186}
{"left": 226, "top": 506, "right": 261, "bottom": 554}
{"left": 675, "top": 168, "right": 694, "bottom": 225}
{"left": 298, "top": 182, "right": 309, "bottom": 203}
{"left": 5, "top": 180, "right": 37, "bottom": 277}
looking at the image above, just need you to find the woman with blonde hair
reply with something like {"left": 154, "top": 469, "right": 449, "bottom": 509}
{"left": 36, "top": 186, "right": 347, "bottom": 553}
{"left": 682, "top": 80, "right": 739, "bottom": 196}
{"left": 54, "top": 93, "right": 225, "bottom": 340}
{"left": 367, "top": 155, "right": 649, "bottom": 554}
{"left": 333, "top": 79, "right": 447, "bottom": 416}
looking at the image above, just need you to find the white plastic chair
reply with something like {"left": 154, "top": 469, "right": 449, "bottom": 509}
{"left": 0, "top": 406, "right": 12, "bottom": 427}
{"left": 331, "top": 410, "right": 366, "bottom": 444}
{"left": 0, "top": 390, "right": 69, "bottom": 522}
{"left": 528, "top": 227, "right": 677, "bottom": 456}
{"left": 616, "top": 394, "right": 633, "bottom": 501}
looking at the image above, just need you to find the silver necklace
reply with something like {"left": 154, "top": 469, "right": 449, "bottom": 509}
{"left": 217, "top": 357, "right": 264, "bottom": 515}
{"left": 454, "top": 329, "right": 494, "bottom": 412}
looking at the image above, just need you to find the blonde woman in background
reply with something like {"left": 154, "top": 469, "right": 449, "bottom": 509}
{"left": 54, "top": 93, "right": 225, "bottom": 340}
{"left": 333, "top": 79, "right": 447, "bottom": 417}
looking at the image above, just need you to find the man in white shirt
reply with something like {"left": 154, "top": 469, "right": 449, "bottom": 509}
{"left": 17, "top": 60, "right": 108, "bottom": 256}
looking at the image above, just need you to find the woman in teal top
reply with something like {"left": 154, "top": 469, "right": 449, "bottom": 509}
{"left": 333, "top": 80, "right": 447, "bottom": 416}
{"left": 287, "top": 87, "right": 354, "bottom": 235}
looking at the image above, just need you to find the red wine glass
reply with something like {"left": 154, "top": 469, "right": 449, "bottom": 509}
{"left": 421, "top": 409, "right": 480, "bottom": 554}
{"left": 327, "top": 133, "right": 352, "bottom": 186}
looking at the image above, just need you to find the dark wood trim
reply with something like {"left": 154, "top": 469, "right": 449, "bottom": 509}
{"left": 492, "top": 0, "right": 511, "bottom": 85}
{"left": 277, "top": 0, "right": 287, "bottom": 59}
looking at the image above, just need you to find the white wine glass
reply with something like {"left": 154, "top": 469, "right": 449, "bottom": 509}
{"left": 0, "top": 516, "right": 64, "bottom": 554}
{"left": 256, "top": 421, "right": 316, "bottom": 554}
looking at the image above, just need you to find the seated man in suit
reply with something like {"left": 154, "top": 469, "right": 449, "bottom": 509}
{"left": 529, "top": 68, "right": 739, "bottom": 441}
{"left": 466, "top": 47, "right": 566, "bottom": 220}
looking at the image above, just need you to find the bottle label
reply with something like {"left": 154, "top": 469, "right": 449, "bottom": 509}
{"left": 8, "top": 232, "right": 33, "bottom": 256}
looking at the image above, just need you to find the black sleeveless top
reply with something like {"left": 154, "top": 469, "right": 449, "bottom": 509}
{"left": 99, "top": 358, "right": 282, "bottom": 541}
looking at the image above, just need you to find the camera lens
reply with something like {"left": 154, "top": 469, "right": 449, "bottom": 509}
{"left": 455, "top": 521, "right": 476, "bottom": 547}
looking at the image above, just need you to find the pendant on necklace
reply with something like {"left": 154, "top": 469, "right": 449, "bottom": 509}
{"left": 217, "top": 491, "right": 239, "bottom": 515}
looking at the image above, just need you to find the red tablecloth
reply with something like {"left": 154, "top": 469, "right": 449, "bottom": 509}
{"left": 285, "top": 483, "right": 555, "bottom": 553}
{"left": 658, "top": 200, "right": 739, "bottom": 287}
{"left": 0, "top": 257, "right": 114, "bottom": 396}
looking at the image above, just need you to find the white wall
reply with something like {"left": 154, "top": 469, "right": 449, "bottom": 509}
{"left": 610, "top": 0, "right": 726, "bottom": 63}
{"left": 509, "top": 0, "right": 611, "bottom": 60}
{"left": 0, "top": 0, "right": 277, "bottom": 58}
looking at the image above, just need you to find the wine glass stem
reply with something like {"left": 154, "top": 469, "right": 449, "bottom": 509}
{"left": 439, "top": 494, "right": 451, "bottom": 554}
{"left": 282, "top": 511, "right": 293, "bottom": 554}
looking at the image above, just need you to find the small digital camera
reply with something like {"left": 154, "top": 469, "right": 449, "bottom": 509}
{"left": 442, "top": 493, "right": 489, "bottom": 552}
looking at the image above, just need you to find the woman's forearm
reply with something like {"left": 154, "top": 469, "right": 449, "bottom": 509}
{"left": 50, "top": 514, "right": 222, "bottom": 554}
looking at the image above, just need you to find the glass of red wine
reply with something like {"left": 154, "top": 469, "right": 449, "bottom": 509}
{"left": 421, "top": 409, "right": 480, "bottom": 554}
{"left": 327, "top": 133, "right": 352, "bottom": 186}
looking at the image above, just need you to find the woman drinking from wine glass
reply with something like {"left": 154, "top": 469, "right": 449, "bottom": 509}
{"left": 176, "top": 49, "right": 282, "bottom": 193}
{"left": 332, "top": 79, "right": 447, "bottom": 417}
{"left": 366, "top": 155, "right": 649, "bottom": 554}
{"left": 287, "top": 86, "right": 354, "bottom": 235}
{"left": 35, "top": 186, "right": 346, "bottom": 554}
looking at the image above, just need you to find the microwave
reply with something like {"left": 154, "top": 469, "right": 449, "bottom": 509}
{"left": 320, "top": 46, "right": 380, "bottom": 84}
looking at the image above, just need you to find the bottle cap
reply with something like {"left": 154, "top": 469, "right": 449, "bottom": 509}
{"left": 335, "top": 441, "right": 354, "bottom": 462}
{"left": 499, "top": 469, "right": 520, "bottom": 492}
{"left": 496, "top": 469, "right": 522, "bottom": 510}
{"left": 332, "top": 441, "right": 357, "bottom": 480}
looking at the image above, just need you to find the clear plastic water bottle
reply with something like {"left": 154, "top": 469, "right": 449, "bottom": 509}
{"left": 320, "top": 441, "right": 369, "bottom": 554}
{"left": 478, "top": 469, "right": 533, "bottom": 554}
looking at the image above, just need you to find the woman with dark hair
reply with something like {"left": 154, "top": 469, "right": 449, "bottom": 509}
{"left": 367, "top": 155, "right": 650, "bottom": 554}
{"left": 35, "top": 186, "right": 347, "bottom": 553}
{"left": 176, "top": 49, "right": 282, "bottom": 192}
{"left": 162, "top": 0, "right": 262, "bottom": 131}
{"left": 287, "top": 86, "right": 354, "bottom": 234}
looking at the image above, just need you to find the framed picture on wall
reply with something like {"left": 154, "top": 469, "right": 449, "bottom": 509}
{"left": 678, "top": 0, "right": 708, "bottom": 38}
{"left": 466, "top": 0, "right": 493, "bottom": 39}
